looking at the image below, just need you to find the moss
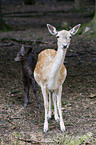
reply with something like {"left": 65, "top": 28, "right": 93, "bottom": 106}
{"left": 78, "top": 13, "right": 96, "bottom": 38}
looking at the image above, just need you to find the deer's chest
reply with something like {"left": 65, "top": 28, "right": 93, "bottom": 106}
{"left": 46, "top": 71, "right": 60, "bottom": 90}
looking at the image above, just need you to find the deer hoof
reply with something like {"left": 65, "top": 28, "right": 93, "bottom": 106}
{"left": 38, "top": 104, "right": 41, "bottom": 109}
{"left": 24, "top": 103, "right": 27, "bottom": 108}
{"left": 60, "top": 121, "right": 65, "bottom": 133}
{"left": 44, "top": 121, "right": 48, "bottom": 133}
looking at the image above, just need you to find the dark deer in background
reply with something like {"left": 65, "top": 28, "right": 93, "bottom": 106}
{"left": 14, "top": 45, "right": 40, "bottom": 109}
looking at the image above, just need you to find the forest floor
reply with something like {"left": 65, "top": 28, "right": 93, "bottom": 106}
{"left": 0, "top": 1, "right": 96, "bottom": 145}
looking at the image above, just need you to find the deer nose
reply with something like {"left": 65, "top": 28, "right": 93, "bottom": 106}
{"left": 63, "top": 44, "right": 67, "bottom": 48}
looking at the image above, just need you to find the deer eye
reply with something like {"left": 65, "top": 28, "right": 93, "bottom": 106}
{"left": 57, "top": 36, "right": 59, "bottom": 38}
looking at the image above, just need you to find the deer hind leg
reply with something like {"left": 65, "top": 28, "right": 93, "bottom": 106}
{"left": 24, "top": 82, "right": 29, "bottom": 108}
{"left": 47, "top": 91, "right": 52, "bottom": 119}
{"left": 41, "top": 85, "right": 48, "bottom": 133}
{"left": 57, "top": 85, "right": 65, "bottom": 132}
{"left": 52, "top": 91, "right": 59, "bottom": 122}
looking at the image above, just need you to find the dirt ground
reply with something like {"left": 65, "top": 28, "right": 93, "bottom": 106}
{"left": 0, "top": 1, "right": 96, "bottom": 145}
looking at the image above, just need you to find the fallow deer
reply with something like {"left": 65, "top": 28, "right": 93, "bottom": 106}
{"left": 34, "top": 24, "right": 81, "bottom": 132}
{"left": 14, "top": 45, "right": 40, "bottom": 109}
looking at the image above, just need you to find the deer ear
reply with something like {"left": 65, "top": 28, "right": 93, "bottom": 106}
{"left": 69, "top": 24, "right": 81, "bottom": 35}
{"left": 21, "top": 44, "right": 24, "bottom": 52}
{"left": 47, "top": 24, "right": 58, "bottom": 35}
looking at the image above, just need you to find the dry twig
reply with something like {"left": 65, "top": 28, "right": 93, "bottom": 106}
{"left": 17, "top": 137, "right": 55, "bottom": 144}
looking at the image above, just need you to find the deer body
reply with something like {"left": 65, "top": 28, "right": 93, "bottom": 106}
{"left": 34, "top": 49, "right": 66, "bottom": 90}
{"left": 34, "top": 24, "right": 80, "bottom": 132}
{"left": 15, "top": 45, "right": 40, "bottom": 109}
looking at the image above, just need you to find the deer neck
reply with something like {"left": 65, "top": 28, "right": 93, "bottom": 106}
{"left": 50, "top": 46, "right": 67, "bottom": 76}
{"left": 21, "top": 59, "right": 29, "bottom": 74}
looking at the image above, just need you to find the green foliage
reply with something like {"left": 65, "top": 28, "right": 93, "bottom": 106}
{"left": 12, "top": 142, "right": 18, "bottom": 145}
{"left": 58, "top": 132, "right": 95, "bottom": 145}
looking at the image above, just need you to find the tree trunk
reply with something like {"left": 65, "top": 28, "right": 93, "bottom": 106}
{"left": 74, "top": 0, "right": 86, "bottom": 10}
{"left": 83, "top": 0, "right": 96, "bottom": 35}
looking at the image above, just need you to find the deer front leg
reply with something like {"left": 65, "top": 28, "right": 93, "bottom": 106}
{"left": 24, "top": 82, "right": 29, "bottom": 108}
{"left": 47, "top": 91, "right": 51, "bottom": 119}
{"left": 41, "top": 85, "right": 48, "bottom": 133}
{"left": 52, "top": 91, "right": 59, "bottom": 122}
{"left": 57, "top": 85, "right": 65, "bottom": 132}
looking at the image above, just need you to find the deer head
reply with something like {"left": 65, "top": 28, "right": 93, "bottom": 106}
{"left": 47, "top": 24, "right": 81, "bottom": 50}
{"left": 14, "top": 45, "right": 32, "bottom": 62}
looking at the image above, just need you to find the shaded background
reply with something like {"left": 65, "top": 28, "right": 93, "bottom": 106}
{"left": 0, "top": 0, "right": 96, "bottom": 144}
